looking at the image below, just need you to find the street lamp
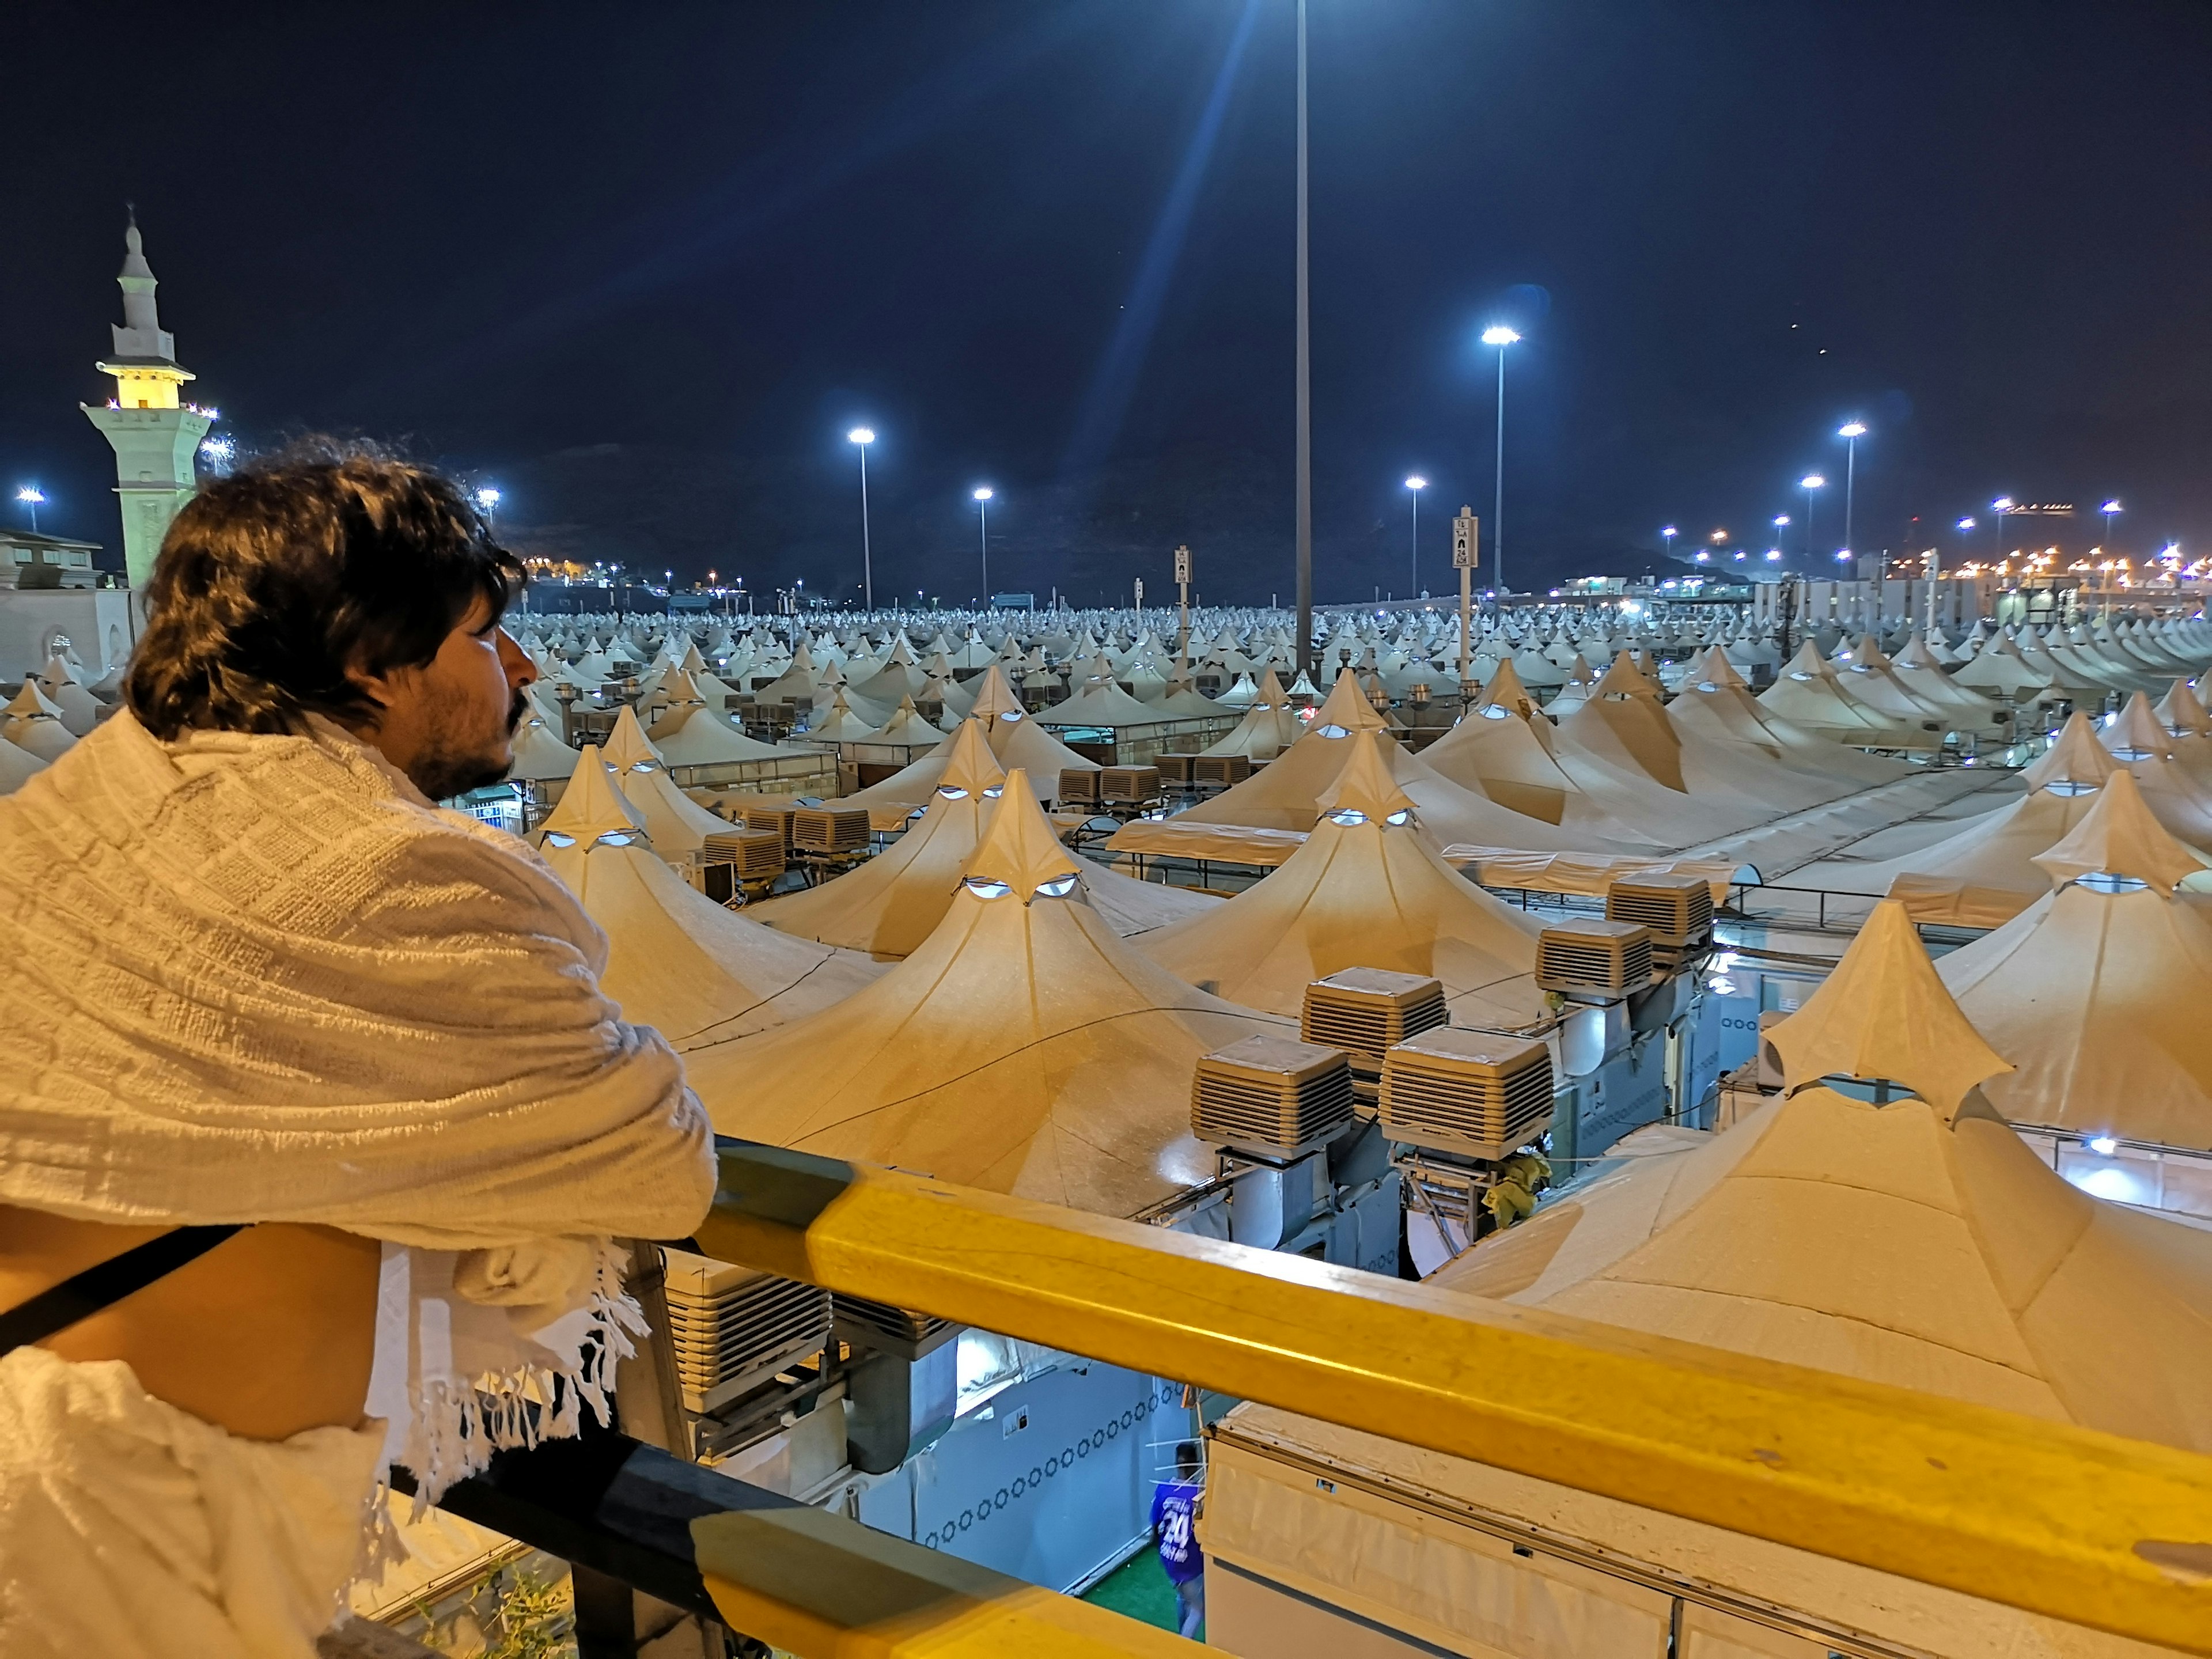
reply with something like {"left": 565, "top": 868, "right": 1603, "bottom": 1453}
{"left": 1991, "top": 497, "right": 2014, "bottom": 566}
{"left": 972, "top": 487, "right": 994, "bottom": 601}
{"left": 1482, "top": 325, "right": 1521, "bottom": 591}
{"left": 2102, "top": 499, "right": 2122, "bottom": 547}
{"left": 1404, "top": 476, "right": 1427, "bottom": 594}
{"left": 848, "top": 428, "right": 876, "bottom": 610}
{"left": 14, "top": 486, "right": 43, "bottom": 534}
{"left": 1836, "top": 423, "right": 1866, "bottom": 565}
{"left": 473, "top": 486, "right": 501, "bottom": 533}
{"left": 1800, "top": 475, "right": 1825, "bottom": 562}
{"left": 1662, "top": 525, "right": 1677, "bottom": 562}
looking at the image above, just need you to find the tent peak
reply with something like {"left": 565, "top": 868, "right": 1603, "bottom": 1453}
{"left": 2032, "top": 768, "right": 2208, "bottom": 895}
{"left": 961, "top": 768, "right": 1079, "bottom": 901}
{"left": 537, "top": 745, "right": 650, "bottom": 844}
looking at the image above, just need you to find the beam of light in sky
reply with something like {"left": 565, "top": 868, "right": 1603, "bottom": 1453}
{"left": 1058, "top": 0, "right": 1262, "bottom": 483}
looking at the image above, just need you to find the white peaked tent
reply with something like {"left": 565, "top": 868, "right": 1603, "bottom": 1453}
{"left": 1797, "top": 713, "right": 2154, "bottom": 927}
{"left": 32, "top": 654, "right": 101, "bottom": 736}
{"left": 1199, "top": 668, "right": 1302, "bottom": 760}
{"left": 0, "top": 731, "right": 47, "bottom": 794}
{"left": 1667, "top": 646, "right": 1910, "bottom": 788}
{"left": 536, "top": 749, "right": 881, "bottom": 1048}
{"left": 1, "top": 680, "right": 75, "bottom": 763}
{"left": 835, "top": 666, "right": 1099, "bottom": 817}
{"left": 1758, "top": 641, "right": 1926, "bottom": 745}
{"left": 1938, "top": 769, "right": 2212, "bottom": 1148}
{"left": 647, "top": 699, "right": 790, "bottom": 768}
{"left": 1201, "top": 902, "right": 2212, "bottom": 1659}
{"left": 1176, "top": 671, "right": 1660, "bottom": 854}
{"left": 749, "top": 721, "right": 1217, "bottom": 957}
{"left": 687, "top": 771, "right": 1282, "bottom": 1215}
{"left": 1138, "top": 731, "right": 1546, "bottom": 1024}
{"left": 506, "top": 709, "right": 581, "bottom": 790}
{"left": 1418, "top": 660, "right": 1610, "bottom": 827}
{"left": 2096, "top": 690, "right": 2212, "bottom": 851}
{"left": 600, "top": 705, "right": 736, "bottom": 858}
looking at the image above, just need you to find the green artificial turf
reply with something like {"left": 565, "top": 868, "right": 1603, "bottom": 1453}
{"left": 1082, "top": 1545, "right": 1194, "bottom": 1638}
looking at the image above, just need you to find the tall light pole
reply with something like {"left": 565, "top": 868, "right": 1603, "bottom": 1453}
{"left": 1800, "top": 475, "right": 1824, "bottom": 562}
{"left": 1404, "top": 476, "right": 1426, "bottom": 595}
{"left": 1772, "top": 514, "right": 1791, "bottom": 566}
{"left": 473, "top": 485, "right": 501, "bottom": 535}
{"left": 972, "top": 486, "right": 994, "bottom": 601}
{"left": 848, "top": 427, "right": 876, "bottom": 610}
{"left": 15, "top": 486, "right": 44, "bottom": 534}
{"left": 1482, "top": 325, "right": 1521, "bottom": 592}
{"left": 1837, "top": 422, "right": 1866, "bottom": 567}
{"left": 1991, "top": 497, "right": 2014, "bottom": 568}
{"left": 1293, "top": 0, "right": 1312, "bottom": 676}
{"left": 2102, "top": 498, "right": 2122, "bottom": 550}
{"left": 1661, "top": 525, "right": 1677, "bottom": 565}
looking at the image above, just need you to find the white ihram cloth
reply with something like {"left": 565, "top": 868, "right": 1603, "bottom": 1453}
{"left": 0, "top": 711, "right": 718, "bottom": 1656}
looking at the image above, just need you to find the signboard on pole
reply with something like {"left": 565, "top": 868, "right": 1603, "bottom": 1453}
{"left": 1173, "top": 544, "right": 1192, "bottom": 585}
{"left": 1453, "top": 508, "right": 1479, "bottom": 570}
{"left": 1134, "top": 577, "right": 1145, "bottom": 610}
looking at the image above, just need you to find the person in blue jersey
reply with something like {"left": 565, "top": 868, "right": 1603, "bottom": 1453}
{"left": 1150, "top": 1438, "right": 1207, "bottom": 1638}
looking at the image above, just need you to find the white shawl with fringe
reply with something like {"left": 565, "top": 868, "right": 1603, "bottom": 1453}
{"left": 0, "top": 710, "right": 717, "bottom": 1497}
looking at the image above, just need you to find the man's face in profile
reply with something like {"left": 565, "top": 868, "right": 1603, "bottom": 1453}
{"left": 355, "top": 596, "right": 537, "bottom": 801}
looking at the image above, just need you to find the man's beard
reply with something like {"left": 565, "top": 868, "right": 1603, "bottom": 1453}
{"left": 412, "top": 688, "right": 529, "bottom": 802}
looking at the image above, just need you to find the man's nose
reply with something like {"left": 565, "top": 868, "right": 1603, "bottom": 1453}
{"left": 498, "top": 627, "right": 538, "bottom": 686}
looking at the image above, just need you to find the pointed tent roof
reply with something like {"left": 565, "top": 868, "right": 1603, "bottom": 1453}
{"left": 2101, "top": 690, "right": 2176, "bottom": 763}
{"left": 537, "top": 746, "right": 649, "bottom": 844}
{"left": 507, "top": 712, "right": 581, "bottom": 784}
{"left": 604, "top": 704, "right": 663, "bottom": 773}
{"left": 2158, "top": 677, "right": 2211, "bottom": 738}
{"left": 1140, "top": 730, "right": 1546, "bottom": 1023}
{"left": 1937, "top": 809, "right": 2212, "bottom": 1150}
{"left": 2030, "top": 767, "right": 2209, "bottom": 895}
{"left": 1764, "top": 900, "right": 2010, "bottom": 1116}
{"left": 538, "top": 816, "right": 882, "bottom": 1052}
{"left": 2022, "top": 711, "right": 2120, "bottom": 791}
{"left": 684, "top": 778, "right": 1279, "bottom": 1215}
{"left": 748, "top": 722, "right": 1012, "bottom": 959}
{"left": 960, "top": 767, "right": 1081, "bottom": 895}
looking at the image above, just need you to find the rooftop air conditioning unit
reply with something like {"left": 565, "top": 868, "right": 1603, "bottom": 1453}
{"left": 1606, "top": 872, "right": 1714, "bottom": 968}
{"left": 1100, "top": 765, "right": 1163, "bottom": 806}
{"left": 1301, "top": 969, "right": 1449, "bottom": 1113}
{"left": 660, "top": 1249, "right": 833, "bottom": 1414}
{"left": 1378, "top": 1029, "right": 1554, "bottom": 1161}
{"left": 832, "top": 1293, "right": 959, "bottom": 1362}
{"left": 740, "top": 803, "right": 797, "bottom": 847}
{"left": 1191, "top": 1035, "right": 1355, "bottom": 1157}
{"left": 1157, "top": 754, "right": 1197, "bottom": 786}
{"left": 1192, "top": 754, "right": 1252, "bottom": 789}
{"left": 790, "top": 804, "right": 871, "bottom": 858}
{"left": 1536, "top": 918, "right": 1654, "bottom": 1000}
{"left": 1059, "top": 768, "right": 1101, "bottom": 806}
{"left": 696, "top": 828, "right": 786, "bottom": 905}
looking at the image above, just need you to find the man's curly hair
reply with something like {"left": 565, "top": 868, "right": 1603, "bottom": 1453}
{"left": 125, "top": 440, "right": 526, "bottom": 740}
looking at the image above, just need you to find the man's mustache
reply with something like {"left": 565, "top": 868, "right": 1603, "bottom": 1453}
{"left": 507, "top": 689, "right": 529, "bottom": 734}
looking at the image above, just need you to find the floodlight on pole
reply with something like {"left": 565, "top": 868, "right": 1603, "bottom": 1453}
{"left": 1662, "top": 525, "right": 1677, "bottom": 556}
{"left": 973, "top": 487, "right": 994, "bottom": 599}
{"left": 473, "top": 486, "right": 501, "bottom": 533}
{"left": 849, "top": 428, "right": 876, "bottom": 609}
{"left": 1801, "top": 475, "right": 1825, "bottom": 562}
{"left": 1992, "top": 496, "right": 2014, "bottom": 565}
{"left": 1482, "top": 326, "right": 1521, "bottom": 592}
{"left": 2102, "top": 499, "right": 2122, "bottom": 546}
{"left": 1404, "top": 476, "right": 1426, "bottom": 594}
{"left": 1836, "top": 422, "right": 1866, "bottom": 566}
{"left": 15, "top": 486, "right": 43, "bottom": 533}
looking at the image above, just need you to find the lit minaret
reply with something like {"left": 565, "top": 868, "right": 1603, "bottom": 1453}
{"left": 81, "top": 213, "right": 212, "bottom": 589}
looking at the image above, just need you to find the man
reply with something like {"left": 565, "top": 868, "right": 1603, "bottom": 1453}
{"left": 0, "top": 445, "right": 717, "bottom": 1658}
{"left": 1150, "top": 1438, "right": 1206, "bottom": 1639}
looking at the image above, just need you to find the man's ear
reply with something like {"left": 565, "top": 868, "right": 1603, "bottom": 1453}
{"left": 342, "top": 659, "right": 399, "bottom": 725}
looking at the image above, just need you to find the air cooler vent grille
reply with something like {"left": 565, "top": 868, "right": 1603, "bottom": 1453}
{"left": 832, "top": 1293, "right": 958, "bottom": 1361}
{"left": 1605, "top": 873, "right": 1714, "bottom": 948}
{"left": 660, "top": 1249, "right": 832, "bottom": 1414}
{"left": 703, "top": 828, "right": 786, "bottom": 880}
{"left": 1536, "top": 918, "right": 1653, "bottom": 998}
{"left": 790, "top": 805, "right": 871, "bottom": 855}
{"left": 1191, "top": 1035, "right": 1355, "bottom": 1155}
{"left": 1379, "top": 1029, "right": 1554, "bottom": 1160}
{"left": 1301, "top": 968, "right": 1449, "bottom": 1062}
{"left": 1100, "top": 766, "right": 1163, "bottom": 804}
{"left": 1059, "top": 768, "right": 1101, "bottom": 805}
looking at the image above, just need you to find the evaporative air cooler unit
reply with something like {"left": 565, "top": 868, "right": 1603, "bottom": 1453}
{"left": 1192, "top": 754, "right": 1252, "bottom": 790}
{"left": 1157, "top": 754, "right": 1197, "bottom": 787}
{"left": 658, "top": 1249, "right": 834, "bottom": 1414}
{"left": 1100, "top": 765, "right": 1164, "bottom": 808}
{"left": 698, "top": 827, "right": 786, "bottom": 905}
{"left": 790, "top": 804, "right": 872, "bottom": 865}
{"left": 1059, "top": 768, "right": 1101, "bottom": 806}
{"left": 1377, "top": 1029, "right": 1555, "bottom": 1161}
{"left": 740, "top": 802, "right": 796, "bottom": 848}
{"left": 1535, "top": 918, "right": 1654, "bottom": 1000}
{"left": 1190, "top": 1035, "right": 1355, "bottom": 1157}
{"left": 1605, "top": 872, "right": 1715, "bottom": 971}
{"left": 1300, "top": 968, "right": 1449, "bottom": 1114}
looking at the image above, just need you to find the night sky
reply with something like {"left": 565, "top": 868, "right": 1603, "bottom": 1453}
{"left": 7, "top": 2, "right": 2211, "bottom": 605}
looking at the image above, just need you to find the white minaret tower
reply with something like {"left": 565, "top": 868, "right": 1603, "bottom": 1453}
{"left": 81, "top": 212, "right": 211, "bottom": 590}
